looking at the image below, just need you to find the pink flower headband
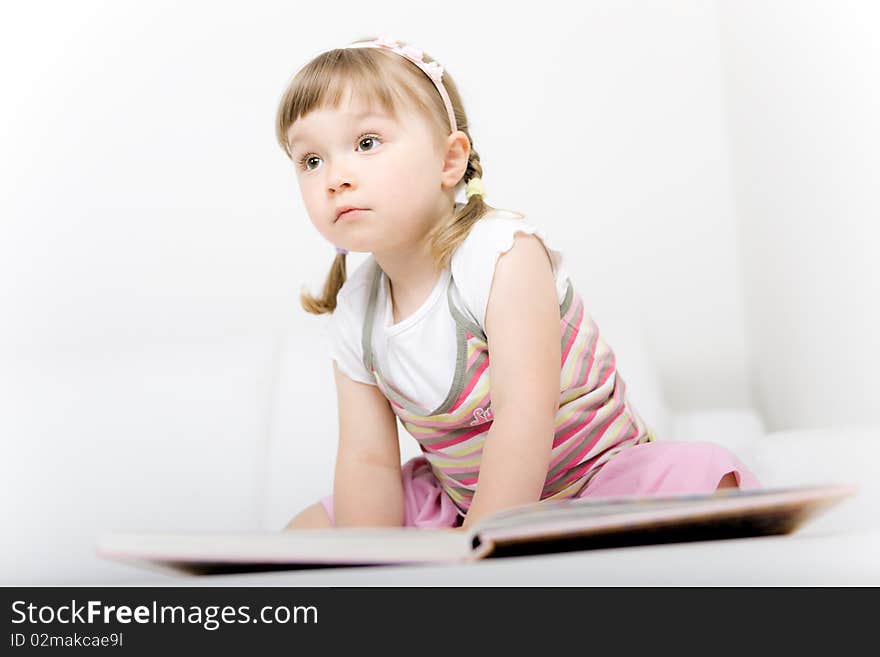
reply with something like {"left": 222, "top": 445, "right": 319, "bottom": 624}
{"left": 342, "top": 35, "right": 457, "bottom": 134}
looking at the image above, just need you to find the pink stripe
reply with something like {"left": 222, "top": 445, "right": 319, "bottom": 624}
{"left": 402, "top": 389, "right": 492, "bottom": 430}
{"left": 560, "top": 320, "right": 598, "bottom": 397}
{"left": 545, "top": 402, "right": 628, "bottom": 485}
{"left": 466, "top": 343, "right": 485, "bottom": 371}
{"left": 451, "top": 358, "right": 489, "bottom": 410}
{"left": 544, "top": 459, "right": 597, "bottom": 493}
{"left": 552, "top": 406, "right": 600, "bottom": 448}
{"left": 579, "top": 324, "right": 601, "bottom": 388}
{"left": 548, "top": 420, "right": 601, "bottom": 471}
{"left": 551, "top": 342, "right": 603, "bottom": 440}
{"left": 561, "top": 294, "right": 581, "bottom": 325}
{"left": 426, "top": 423, "right": 490, "bottom": 451}
{"left": 548, "top": 394, "right": 626, "bottom": 470}
{"left": 560, "top": 303, "right": 584, "bottom": 362}
{"left": 553, "top": 352, "right": 620, "bottom": 447}
{"left": 596, "top": 348, "right": 617, "bottom": 388}
{"left": 551, "top": 408, "right": 594, "bottom": 449}
{"left": 561, "top": 324, "right": 578, "bottom": 364}
{"left": 441, "top": 464, "right": 482, "bottom": 475}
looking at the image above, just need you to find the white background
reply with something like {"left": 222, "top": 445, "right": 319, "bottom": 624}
{"left": 1, "top": 0, "right": 877, "bottom": 583}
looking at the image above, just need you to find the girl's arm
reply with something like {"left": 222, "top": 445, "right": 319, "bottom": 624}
{"left": 461, "top": 233, "right": 561, "bottom": 530}
{"left": 330, "top": 360, "right": 405, "bottom": 527}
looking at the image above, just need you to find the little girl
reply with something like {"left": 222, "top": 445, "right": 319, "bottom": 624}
{"left": 276, "top": 35, "right": 761, "bottom": 532}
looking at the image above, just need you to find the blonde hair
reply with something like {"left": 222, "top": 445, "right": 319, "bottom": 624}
{"left": 275, "top": 35, "right": 495, "bottom": 315}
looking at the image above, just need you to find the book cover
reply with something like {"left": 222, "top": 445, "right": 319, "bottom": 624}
{"left": 96, "top": 483, "right": 857, "bottom": 576}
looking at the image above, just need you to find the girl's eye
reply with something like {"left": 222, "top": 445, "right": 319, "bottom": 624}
{"left": 298, "top": 154, "right": 319, "bottom": 172}
{"left": 297, "top": 133, "right": 382, "bottom": 172}
{"left": 356, "top": 134, "right": 381, "bottom": 153}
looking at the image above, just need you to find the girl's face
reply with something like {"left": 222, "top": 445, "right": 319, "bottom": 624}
{"left": 287, "top": 89, "right": 455, "bottom": 255}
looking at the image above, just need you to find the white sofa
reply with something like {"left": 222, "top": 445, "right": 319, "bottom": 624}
{"left": 2, "top": 319, "right": 878, "bottom": 586}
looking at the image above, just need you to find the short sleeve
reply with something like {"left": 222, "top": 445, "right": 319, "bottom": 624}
{"left": 322, "top": 265, "right": 377, "bottom": 387}
{"left": 450, "top": 212, "right": 570, "bottom": 331}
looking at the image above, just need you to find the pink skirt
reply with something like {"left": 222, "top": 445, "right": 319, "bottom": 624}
{"left": 319, "top": 440, "right": 763, "bottom": 529}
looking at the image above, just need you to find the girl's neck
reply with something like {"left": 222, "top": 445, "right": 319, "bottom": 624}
{"left": 374, "top": 244, "right": 443, "bottom": 325}
{"left": 372, "top": 198, "right": 457, "bottom": 323}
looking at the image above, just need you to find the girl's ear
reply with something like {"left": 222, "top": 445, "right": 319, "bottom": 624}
{"left": 440, "top": 130, "right": 470, "bottom": 190}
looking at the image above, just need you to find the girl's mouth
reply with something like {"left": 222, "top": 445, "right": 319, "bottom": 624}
{"left": 337, "top": 209, "right": 369, "bottom": 221}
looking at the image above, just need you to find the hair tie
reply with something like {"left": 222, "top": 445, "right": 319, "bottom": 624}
{"left": 335, "top": 247, "right": 348, "bottom": 255}
{"left": 465, "top": 177, "right": 485, "bottom": 200}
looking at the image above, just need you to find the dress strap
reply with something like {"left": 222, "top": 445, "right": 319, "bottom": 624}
{"left": 445, "top": 272, "right": 576, "bottom": 341}
{"left": 362, "top": 261, "right": 560, "bottom": 375}
{"left": 445, "top": 273, "right": 487, "bottom": 342}
{"left": 360, "top": 260, "right": 383, "bottom": 374}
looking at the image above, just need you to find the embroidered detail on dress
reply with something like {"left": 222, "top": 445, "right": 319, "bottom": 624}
{"left": 469, "top": 406, "right": 494, "bottom": 426}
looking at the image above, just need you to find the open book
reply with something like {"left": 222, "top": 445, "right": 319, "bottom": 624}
{"left": 97, "top": 483, "right": 857, "bottom": 576}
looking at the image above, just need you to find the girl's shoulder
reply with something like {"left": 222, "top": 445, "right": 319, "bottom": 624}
{"left": 452, "top": 207, "right": 530, "bottom": 257}
{"left": 451, "top": 207, "right": 571, "bottom": 330}
{"left": 452, "top": 206, "right": 566, "bottom": 271}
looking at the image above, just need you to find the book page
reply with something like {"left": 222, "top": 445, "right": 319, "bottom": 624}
{"left": 98, "top": 527, "right": 474, "bottom": 574}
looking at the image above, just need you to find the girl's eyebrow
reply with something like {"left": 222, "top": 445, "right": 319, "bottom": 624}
{"left": 289, "top": 111, "right": 392, "bottom": 146}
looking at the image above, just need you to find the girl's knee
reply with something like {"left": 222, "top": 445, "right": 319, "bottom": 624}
{"left": 716, "top": 471, "right": 739, "bottom": 490}
{"left": 284, "top": 501, "right": 333, "bottom": 530}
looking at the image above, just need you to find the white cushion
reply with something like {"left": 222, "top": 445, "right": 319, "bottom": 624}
{"left": 670, "top": 409, "right": 766, "bottom": 469}
{"left": 746, "top": 424, "right": 880, "bottom": 534}
{"left": 598, "top": 316, "right": 673, "bottom": 442}
{"left": 264, "top": 323, "right": 338, "bottom": 530}
{"left": 0, "top": 335, "right": 277, "bottom": 584}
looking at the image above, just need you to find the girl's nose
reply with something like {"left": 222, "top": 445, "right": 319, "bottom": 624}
{"left": 329, "top": 179, "right": 352, "bottom": 194}
{"left": 327, "top": 158, "right": 356, "bottom": 193}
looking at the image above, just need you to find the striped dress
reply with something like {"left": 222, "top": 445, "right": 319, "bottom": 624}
{"left": 359, "top": 259, "right": 656, "bottom": 515}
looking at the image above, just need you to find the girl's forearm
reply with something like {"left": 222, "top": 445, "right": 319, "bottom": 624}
{"left": 332, "top": 458, "right": 405, "bottom": 527}
{"left": 461, "top": 416, "right": 555, "bottom": 530}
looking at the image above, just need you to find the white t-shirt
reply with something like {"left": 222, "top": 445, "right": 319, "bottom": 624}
{"left": 324, "top": 206, "right": 571, "bottom": 413}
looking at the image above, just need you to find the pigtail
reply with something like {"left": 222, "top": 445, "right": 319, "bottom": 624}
{"left": 427, "top": 143, "right": 493, "bottom": 270}
{"left": 300, "top": 251, "right": 347, "bottom": 314}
